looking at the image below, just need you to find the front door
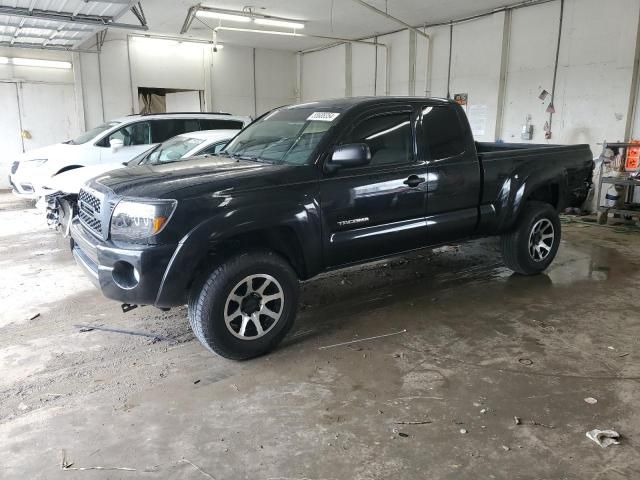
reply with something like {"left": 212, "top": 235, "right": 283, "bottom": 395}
{"left": 320, "top": 107, "right": 429, "bottom": 267}
{"left": 98, "top": 121, "right": 156, "bottom": 163}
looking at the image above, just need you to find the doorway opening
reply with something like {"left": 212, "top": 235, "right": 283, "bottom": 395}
{"left": 137, "top": 87, "right": 205, "bottom": 114}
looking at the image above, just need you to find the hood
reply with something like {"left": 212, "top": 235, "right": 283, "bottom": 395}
{"left": 18, "top": 142, "right": 78, "bottom": 162}
{"left": 43, "top": 162, "right": 126, "bottom": 194}
{"left": 90, "top": 155, "right": 298, "bottom": 199}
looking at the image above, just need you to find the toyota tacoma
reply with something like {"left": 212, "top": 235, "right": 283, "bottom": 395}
{"left": 70, "top": 97, "right": 593, "bottom": 359}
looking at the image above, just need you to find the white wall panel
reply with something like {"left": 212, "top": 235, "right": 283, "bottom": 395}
{"left": 552, "top": 0, "right": 639, "bottom": 153}
{"left": 301, "top": 45, "right": 346, "bottom": 102}
{"left": 449, "top": 13, "right": 504, "bottom": 142}
{"left": 97, "top": 38, "right": 134, "bottom": 120}
{"left": 130, "top": 37, "right": 207, "bottom": 91}
{"left": 352, "top": 43, "right": 377, "bottom": 97}
{"left": 210, "top": 45, "right": 254, "bottom": 117}
{"left": 255, "top": 48, "right": 297, "bottom": 114}
{"left": 502, "top": 1, "right": 559, "bottom": 144}
{"left": 415, "top": 34, "right": 430, "bottom": 97}
{"left": 0, "top": 46, "right": 74, "bottom": 84}
{"left": 377, "top": 30, "right": 411, "bottom": 96}
{"left": 424, "top": 25, "right": 451, "bottom": 99}
{"left": 78, "top": 52, "right": 104, "bottom": 129}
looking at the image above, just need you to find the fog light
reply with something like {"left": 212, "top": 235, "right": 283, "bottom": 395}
{"left": 112, "top": 261, "right": 140, "bottom": 290}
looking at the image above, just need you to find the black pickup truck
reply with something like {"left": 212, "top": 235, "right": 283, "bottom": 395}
{"left": 70, "top": 97, "right": 593, "bottom": 359}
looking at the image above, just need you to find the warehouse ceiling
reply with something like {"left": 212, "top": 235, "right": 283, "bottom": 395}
{"left": 0, "top": 0, "right": 146, "bottom": 50}
{"left": 116, "top": 0, "right": 541, "bottom": 51}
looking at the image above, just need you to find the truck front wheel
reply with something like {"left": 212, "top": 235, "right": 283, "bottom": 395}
{"left": 500, "top": 201, "right": 561, "bottom": 275}
{"left": 188, "top": 250, "right": 299, "bottom": 360}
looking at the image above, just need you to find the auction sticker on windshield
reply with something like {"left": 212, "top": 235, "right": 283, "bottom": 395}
{"left": 307, "top": 112, "right": 340, "bottom": 122}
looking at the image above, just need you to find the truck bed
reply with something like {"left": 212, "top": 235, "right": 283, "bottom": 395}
{"left": 476, "top": 141, "right": 589, "bottom": 157}
{"left": 476, "top": 141, "right": 594, "bottom": 211}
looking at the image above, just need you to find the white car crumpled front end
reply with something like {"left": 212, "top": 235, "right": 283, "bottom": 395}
{"left": 9, "top": 143, "right": 85, "bottom": 199}
{"left": 9, "top": 158, "right": 49, "bottom": 199}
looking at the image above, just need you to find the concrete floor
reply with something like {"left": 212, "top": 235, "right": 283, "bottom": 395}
{"left": 1, "top": 191, "right": 639, "bottom": 480}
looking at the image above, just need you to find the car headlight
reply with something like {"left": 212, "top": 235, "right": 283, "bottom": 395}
{"left": 110, "top": 198, "right": 177, "bottom": 241}
{"left": 24, "top": 159, "right": 48, "bottom": 166}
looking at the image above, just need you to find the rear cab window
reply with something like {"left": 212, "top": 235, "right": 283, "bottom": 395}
{"left": 420, "top": 105, "right": 466, "bottom": 160}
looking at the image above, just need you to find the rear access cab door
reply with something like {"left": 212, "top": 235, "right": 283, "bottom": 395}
{"left": 319, "top": 104, "right": 429, "bottom": 267}
{"left": 419, "top": 103, "right": 481, "bottom": 244}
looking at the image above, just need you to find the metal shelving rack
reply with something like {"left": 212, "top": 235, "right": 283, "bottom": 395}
{"left": 595, "top": 142, "right": 640, "bottom": 224}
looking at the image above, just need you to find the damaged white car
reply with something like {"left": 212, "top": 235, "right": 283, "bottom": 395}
{"left": 42, "top": 129, "right": 239, "bottom": 236}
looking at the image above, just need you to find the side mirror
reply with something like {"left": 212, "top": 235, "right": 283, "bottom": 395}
{"left": 110, "top": 138, "right": 124, "bottom": 152}
{"left": 326, "top": 143, "right": 371, "bottom": 172}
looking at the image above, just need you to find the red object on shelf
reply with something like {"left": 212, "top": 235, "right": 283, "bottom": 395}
{"left": 626, "top": 141, "right": 640, "bottom": 170}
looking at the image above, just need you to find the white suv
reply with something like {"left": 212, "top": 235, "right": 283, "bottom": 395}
{"left": 9, "top": 112, "right": 251, "bottom": 199}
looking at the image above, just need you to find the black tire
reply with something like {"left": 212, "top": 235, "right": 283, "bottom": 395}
{"left": 188, "top": 250, "right": 299, "bottom": 360}
{"left": 500, "top": 201, "right": 561, "bottom": 275}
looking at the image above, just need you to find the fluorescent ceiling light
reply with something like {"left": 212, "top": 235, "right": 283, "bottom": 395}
{"left": 132, "top": 35, "right": 223, "bottom": 48}
{"left": 196, "top": 10, "right": 251, "bottom": 23}
{"left": 215, "top": 26, "right": 304, "bottom": 37}
{"left": 0, "top": 56, "right": 71, "bottom": 69}
{"left": 254, "top": 18, "right": 304, "bottom": 29}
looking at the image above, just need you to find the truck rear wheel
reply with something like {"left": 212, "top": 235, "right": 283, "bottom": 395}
{"left": 500, "top": 201, "right": 561, "bottom": 275}
{"left": 188, "top": 250, "right": 299, "bottom": 360}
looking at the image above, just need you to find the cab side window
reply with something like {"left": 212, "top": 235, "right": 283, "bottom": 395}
{"left": 347, "top": 113, "right": 413, "bottom": 166}
{"left": 421, "top": 106, "right": 466, "bottom": 160}
{"left": 99, "top": 121, "right": 151, "bottom": 147}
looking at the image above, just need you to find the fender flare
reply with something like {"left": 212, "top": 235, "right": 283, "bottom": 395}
{"left": 495, "top": 168, "right": 568, "bottom": 232}
{"left": 154, "top": 202, "right": 322, "bottom": 308}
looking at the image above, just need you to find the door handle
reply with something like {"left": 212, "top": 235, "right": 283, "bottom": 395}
{"left": 403, "top": 175, "right": 426, "bottom": 188}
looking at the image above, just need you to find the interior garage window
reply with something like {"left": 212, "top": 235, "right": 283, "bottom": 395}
{"left": 348, "top": 113, "right": 413, "bottom": 166}
{"left": 421, "top": 106, "right": 466, "bottom": 160}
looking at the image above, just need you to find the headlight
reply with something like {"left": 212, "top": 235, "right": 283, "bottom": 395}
{"left": 24, "top": 159, "right": 48, "bottom": 166}
{"left": 110, "top": 199, "right": 177, "bottom": 241}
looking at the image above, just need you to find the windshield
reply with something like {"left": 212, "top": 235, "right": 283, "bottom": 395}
{"left": 224, "top": 108, "right": 338, "bottom": 165}
{"left": 126, "top": 144, "right": 160, "bottom": 166}
{"left": 143, "top": 136, "right": 205, "bottom": 165}
{"left": 69, "top": 121, "right": 120, "bottom": 145}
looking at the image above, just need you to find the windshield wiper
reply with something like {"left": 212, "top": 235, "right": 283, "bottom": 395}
{"left": 227, "top": 152, "right": 259, "bottom": 162}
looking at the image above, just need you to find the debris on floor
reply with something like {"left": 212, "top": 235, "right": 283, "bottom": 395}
{"left": 180, "top": 458, "right": 215, "bottom": 479}
{"left": 514, "top": 417, "right": 553, "bottom": 428}
{"left": 73, "top": 324, "right": 174, "bottom": 343}
{"left": 394, "top": 420, "right": 432, "bottom": 425}
{"left": 60, "top": 449, "right": 136, "bottom": 472}
{"left": 584, "top": 397, "right": 598, "bottom": 404}
{"left": 459, "top": 428, "right": 468, "bottom": 434}
{"left": 318, "top": 329, "right": 407, "bottom": 350}
{"left": 586, "top": 429, "right": 621, "bottom": 448}
{"left": 28, "top": 313, "right": 40, "bottom": 321}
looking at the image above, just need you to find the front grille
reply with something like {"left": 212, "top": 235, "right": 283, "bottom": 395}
{"left": 10, "top": 161, "right": 18, "bottom": 174}
{"left": 78, "top": 188, "right": 103, "bottom": 236}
